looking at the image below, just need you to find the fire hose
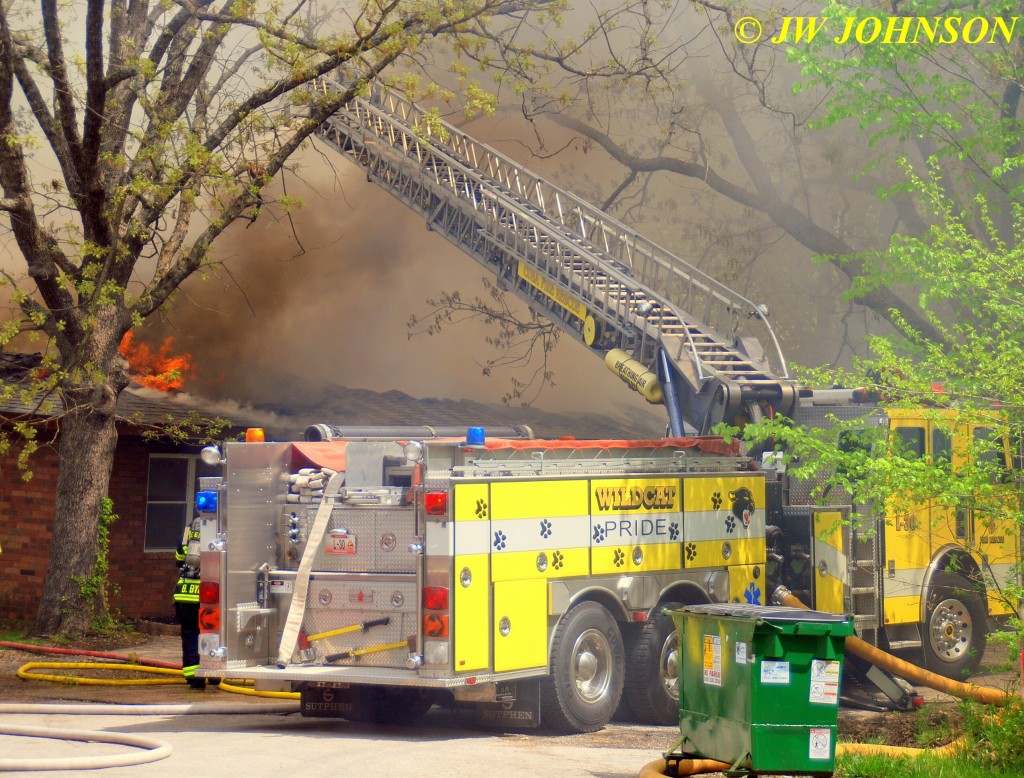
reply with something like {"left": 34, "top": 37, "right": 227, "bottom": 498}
{"left": 771, "top": 586, "right": 1010, "bottom": 707}
{"left": 638, "top": 587, "right": 1011, "bottom": 777}
{"left": 0, "top": 641, "right": 299, "bottom": 772}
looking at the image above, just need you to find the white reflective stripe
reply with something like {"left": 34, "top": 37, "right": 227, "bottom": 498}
{"left": 490, "top": 515, "right": 590, "bottom": 553}
{"left": 882, "top": 567, "right": 928, "bottom": 600}
{"left": 987, "top": 561, "right": 1016, "bottom": 589}
{"left": 812, "top": 537, "right": 848, "bottom": 585}
{"left": 454, "top": 520, "right": 491, "bottom": 555}
{"left": 682, "top": 510, "right": 762, "bottom": 542}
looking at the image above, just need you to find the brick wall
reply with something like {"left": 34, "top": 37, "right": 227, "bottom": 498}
{"left": 0, "top": 428, "right": 186, "bottom": 627}
{"left": 0, "top": 440, "right": 59, "bottom": 625}
{"left": 106, "top": 435, "right": 180, "bottom": 622}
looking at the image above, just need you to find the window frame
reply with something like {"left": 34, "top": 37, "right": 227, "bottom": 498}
{"left": 143, "top": 453, "right": 200, "bottom": 553}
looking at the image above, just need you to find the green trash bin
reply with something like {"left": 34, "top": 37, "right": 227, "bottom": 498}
{"left": 668, "top": 603, "right": 853, "bottom": 776}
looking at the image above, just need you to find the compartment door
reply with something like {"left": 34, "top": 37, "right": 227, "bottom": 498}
{"left": 453, "top": 482, "right": 491, "bottom": 673}
{"left": 493, "top": 579, "right": 548, "bottom": 672}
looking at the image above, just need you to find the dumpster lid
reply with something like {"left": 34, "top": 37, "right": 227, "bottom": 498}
{"left": 674, "top": 603, "right": 848, "bottom": 623}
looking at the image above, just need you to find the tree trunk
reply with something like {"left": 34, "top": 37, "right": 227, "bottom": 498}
{"left": 33, "top": 363, "right": 127, "bottom": 636}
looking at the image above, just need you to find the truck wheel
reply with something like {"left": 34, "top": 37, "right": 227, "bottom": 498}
{"left": 540, "top": 601, "right": 624, "bottom": 733}
{"left": 921, "top": 571, "right": 987, "bottom": 680}
{"left": 622, "top": 602, "right": 681, "bottom": 724}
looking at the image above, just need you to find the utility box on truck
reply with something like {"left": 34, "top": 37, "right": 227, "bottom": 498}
{"left": 669, "top": 603, "right": 853, "bottom": 776}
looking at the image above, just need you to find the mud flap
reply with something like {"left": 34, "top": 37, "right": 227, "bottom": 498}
{"left": 299, "top": 684, "right": 358, "bottom": 719}
{"left": 466, "top": 681, "right": 542, "bottom": 729}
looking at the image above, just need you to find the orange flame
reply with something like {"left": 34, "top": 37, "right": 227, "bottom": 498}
{"left": 119, "top": 332, "right": 194, "bottom": 392}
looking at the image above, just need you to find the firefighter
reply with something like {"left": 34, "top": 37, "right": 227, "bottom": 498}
{"left": 174, "top": 514, "right": 204, "bottom": 689}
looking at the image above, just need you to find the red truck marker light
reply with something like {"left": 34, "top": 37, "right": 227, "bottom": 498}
{"left": 424, "top": 490, "right": 448, "bottom": 515}
{"left": 199, "top": 581, "right": 219, "bottom": 604}
{"left": 423, "top": 586, "right": 449, "bottom": 610}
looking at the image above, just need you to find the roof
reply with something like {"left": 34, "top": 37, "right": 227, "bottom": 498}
{"left": 261, "top": 384, "right": 666, "bottom": 441}
{"left": 0, "top": 354, "right": 272, "bottom": 435}
{"left": 1, "top": 355, "right": 667, "bottom": 441}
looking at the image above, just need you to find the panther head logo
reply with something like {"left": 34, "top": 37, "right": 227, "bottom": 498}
{"left": 729, "top": 487, "right": 755, "bottom": 528}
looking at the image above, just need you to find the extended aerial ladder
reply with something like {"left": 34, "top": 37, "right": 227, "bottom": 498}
{"left": 310, "top": 76, "right": 800, "bottom": 435}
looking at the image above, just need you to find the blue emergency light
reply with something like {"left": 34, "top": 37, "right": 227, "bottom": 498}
{"left": 195, "top": 489, "right": 219, "bottom": 513}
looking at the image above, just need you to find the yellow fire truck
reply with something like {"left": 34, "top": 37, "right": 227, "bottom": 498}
{"left": 196, "top": 430, "right": 773, "bottom": 730}
{"left": 193, "top": 75, "right": 1020, "bottom": 729}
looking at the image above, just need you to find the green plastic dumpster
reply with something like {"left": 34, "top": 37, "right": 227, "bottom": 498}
{"left": 668, "top": 603, "right": 853, "bottom": 777}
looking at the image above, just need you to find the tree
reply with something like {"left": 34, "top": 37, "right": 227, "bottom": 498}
{"left": 0, "top": 0, "right": 635, "bottom": 636}
{"left": 459, "top": 0, "right": 1013, "bottom": 365}
{"left": 737, "top": 0, "right": 1024, "bottom": 634}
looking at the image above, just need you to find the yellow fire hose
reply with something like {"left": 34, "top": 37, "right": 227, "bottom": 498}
{"left": 774, "top": 587, "right": 1010, "bottom": 707}
{"left": 16, "top": 660, "right": 300, "bottom": 698}
{"left": 17, "top": 662, "right": 185, "bottom": 685}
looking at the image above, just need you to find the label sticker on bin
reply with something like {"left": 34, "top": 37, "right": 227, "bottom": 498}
{"left": 809, "top": 728, "right": 832, "bottom": 760}
{"left": 760, "top": 660, "right": 790, "bottom": 684}
{"left": 735, "top": 642, "right": 748, "bottom": 665}
{"left": 703, "top": 635, "right": 722, "bottom": 686}
{"left": 809, "top": 659, "right": 841, "bottom": 705}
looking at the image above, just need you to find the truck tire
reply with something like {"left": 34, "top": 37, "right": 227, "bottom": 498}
{"left": 540, "top": 601, "right": 624, "bottom": 733}
{"left": 622, "top": 602, "right": 681, "bottom": 724}
{"left": 921, "top": 571, "right": 987, "bottom": 680}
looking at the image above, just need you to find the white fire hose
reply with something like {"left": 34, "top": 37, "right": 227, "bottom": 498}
{"left": 0, "top": 702, "right": 299, "bottom": 772}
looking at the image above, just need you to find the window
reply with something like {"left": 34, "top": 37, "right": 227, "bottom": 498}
{"left": 144, "top": 454, "right": 218, "bottom": 551}
{"left": 973, "top": 427, "right": 1005, "bottom": 467}
{"left": 932, "top": 428, "right": 952, "bottom": 463}
{"left": 894, "top": 427, "right": 925, "bottom": 458}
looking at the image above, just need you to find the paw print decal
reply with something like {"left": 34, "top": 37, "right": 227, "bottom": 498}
{"left": 613, "top": 549, "right": 625, "bottom": 567}
{"left": 539, "top": 519, "right": 552, "bottom": 539}
{"left": 668, "top": 522, "right": 679, "bottom": 541}
{"left": 725, "top": 515, "right": 736, "bottom": 533}
{"left": 492, "top": 530, "right": 507, "bottom": 551}
{"left": 685, "top": 543, "right": 697, "bottom": 562}
{"left": 552, "top": 551, "right": 564, "bottom": 570}
{"left": 593, "top": 525, "right": 607, "bottom": 544}
{"left": 743, "top": 582, "right": 762, "bottom": 605}
{"left": 475, "top": 498, "right": 489, "bottom": 519}
{"left": 711, "top": 492, "right": 723, "bottom": 510}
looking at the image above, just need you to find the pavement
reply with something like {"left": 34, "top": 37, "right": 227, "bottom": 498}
{"left": 0, "top": 634, "right": 1017, "bottom": 776}
{"left": 0, "top": 635, "right": 672, "bottom": 777}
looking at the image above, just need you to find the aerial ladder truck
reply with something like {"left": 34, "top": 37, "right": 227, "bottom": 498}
{"left": 192, "top": 75, "right": 1018, "bottom": 731}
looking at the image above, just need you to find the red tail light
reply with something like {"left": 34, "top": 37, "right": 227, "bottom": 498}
{"left": 199, "top": 581, "right": 219, "bottom": 604}
{"left": 424, "top": 490, "right": 448, "bottom": 516}
{"left": 423, "top": 586, "right": 449, "bottom": 610}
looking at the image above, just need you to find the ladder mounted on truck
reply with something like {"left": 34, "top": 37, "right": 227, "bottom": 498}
{"left": 310, "top": 76, "right": 799, "bottom": 435}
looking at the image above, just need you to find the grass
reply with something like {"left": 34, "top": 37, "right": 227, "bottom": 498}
{"left": 0, "top": 619, "right": 142, "bottom": 650}
{"left": 837, "top": 752, "right": 1024, "bottom": 778}
{"left": 835, "top": 696, "right": 1024, "bottom": 778}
